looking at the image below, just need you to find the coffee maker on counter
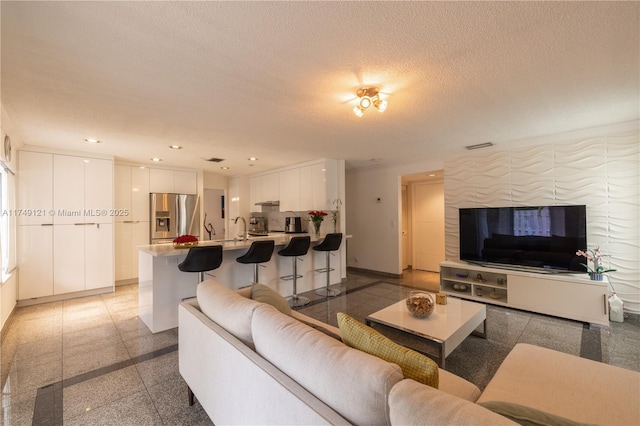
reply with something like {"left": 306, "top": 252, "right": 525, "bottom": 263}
{"left": 285, "top": 216, "right": 303, "bottom": 233}
{"left": 248, "top": 215, "right": 268, "bottom": 236}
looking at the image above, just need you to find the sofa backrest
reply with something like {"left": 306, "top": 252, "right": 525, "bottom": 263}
{"left": 252, "top": 303, "right": 404, "bottom": 426}
{"left": 196, "top": 279, "right": 262, "bottom": 349}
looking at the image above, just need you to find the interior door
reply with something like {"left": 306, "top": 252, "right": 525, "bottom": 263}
{"left": 412, "top": 181, "right": 445, "bottom": 272}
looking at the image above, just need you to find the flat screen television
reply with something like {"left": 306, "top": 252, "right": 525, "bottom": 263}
{"left": 459, "top": 205, "right": 587, "bottom": 273}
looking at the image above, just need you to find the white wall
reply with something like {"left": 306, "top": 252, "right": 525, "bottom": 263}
{"left": 346, "top": 124, "right": 640, "bottom": 314}
{"left": 1, "top": 105, "right": 24, "bottom": 330}
{"left": 346, "top": 159, "right": 443, "bottom": 275}
{"left": 444, "top": 131, "right": 640, "bottom": 313}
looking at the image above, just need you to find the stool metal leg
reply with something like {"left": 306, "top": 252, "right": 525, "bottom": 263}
{"left": 253, "top": 264, "right": 259, "bottom": 283}
{"left": 315, "top": 252, "right": 341, "bottom": 297}
{"left": 287, "top": 257, "right": 310, "bottom": 307}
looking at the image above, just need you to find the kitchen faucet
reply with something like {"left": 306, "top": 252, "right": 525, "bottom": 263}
{"left": 234, "top": 216, "right": 247, "bottom": 240}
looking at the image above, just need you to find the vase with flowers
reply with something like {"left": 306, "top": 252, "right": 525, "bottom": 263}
{"left": 308, "top": 210, "right": 327, "bottom": 237}
{"left": 576, "top": 247, "right": 616, "bottom": 281}
{"left": 331, "top": 199, "right": 342, "bottom": 233}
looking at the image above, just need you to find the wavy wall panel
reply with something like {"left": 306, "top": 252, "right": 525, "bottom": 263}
{"left": 444, "top": 133, "right": 640, "bottom": 312}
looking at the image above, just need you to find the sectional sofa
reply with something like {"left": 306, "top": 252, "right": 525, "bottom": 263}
{"left": 178, "top": 279, "right": 640, "bottom": 425}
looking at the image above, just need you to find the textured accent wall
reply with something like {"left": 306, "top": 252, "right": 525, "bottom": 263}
{"left": 444, "top": 132, "right": 640, "bottom": 313}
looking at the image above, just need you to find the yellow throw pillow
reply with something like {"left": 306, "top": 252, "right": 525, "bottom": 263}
{"left": 337, "top": 312, "right": 439, "bottom": 388}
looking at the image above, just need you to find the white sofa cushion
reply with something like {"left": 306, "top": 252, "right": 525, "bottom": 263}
{"left": 389, "top": 379, "right": 518, "bottom": 425}
{"left": 477, "top": 343, "right": 640, "bottom": 425}
{"left": 196, "top": 279, "right": 262, "bottom": 349}
{"left": 251, "top": 304, "right": 404, "bottom": 426}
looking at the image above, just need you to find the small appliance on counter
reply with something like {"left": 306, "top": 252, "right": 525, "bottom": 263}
{"left": 248, "top": 215, "right": 268, "bottom": 236}
{"left": 285, "top": 216, "right": 304, "bottom": 233}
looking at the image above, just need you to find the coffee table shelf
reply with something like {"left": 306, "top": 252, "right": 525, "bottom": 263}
{"left": 365, "top": 297, "right": 486, "bottom": 368}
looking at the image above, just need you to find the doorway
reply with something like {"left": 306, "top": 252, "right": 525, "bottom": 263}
{"left": 203, "top": 188, "right": 225, "bottom": 240}
{"left": 401, "top": 172, "right": 444, "bottom": 273}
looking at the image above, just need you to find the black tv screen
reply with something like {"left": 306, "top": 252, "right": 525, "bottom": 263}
{"left": 459, "top": 205, "right": 587, "bottom": 272}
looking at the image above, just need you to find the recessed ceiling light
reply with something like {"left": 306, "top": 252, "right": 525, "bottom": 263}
{"left": 428, "top": 174, "right": 436, "bottom": 177}
{"left": 220, "top": 166, "right": 230, "bottom": 170}
{"left": 248, "top": 157, "right": 258, "bottom": 161}
{"left": 151, "top": 158, "right": 162, "bottom": 162}
{"left": 84, "top": 138, "right": 100, "bottom": 144}
{"left": 169, "top": 145, "right": 182, "bottom": 149}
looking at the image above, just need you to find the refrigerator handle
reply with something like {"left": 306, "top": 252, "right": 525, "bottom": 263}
{"left": 175, "top": 195, "right": 180, "bottom": 236}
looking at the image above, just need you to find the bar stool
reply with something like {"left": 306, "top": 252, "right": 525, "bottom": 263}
{"left": 178, "top": 245, "right": 223, "bottom": 283}
{"left": 278, "top": 236, "right": 311, "bottom": 307}
{"left": 236, "top": 240, "right": 275, "bottom": 283}
{"left": 313, "top": 233, "right": 343, "bottom": 297}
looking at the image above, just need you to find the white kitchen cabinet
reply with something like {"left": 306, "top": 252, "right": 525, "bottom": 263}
{"left": 18, "top": 150, "right": 114, "bottom": 301}
{"left": 115, "top": 222, "right": 132, "bottom": 281}
{"left": 115, "top": 221, "right": 148, "bottom": 281}
{"left": 299, "top": 165, "right": 313, "bottom": 210}
{"left": 18, "top": 225, "right": 53, "bottom": 299}
{"left": 53, "top": 225, "right": 85, "bottom": 294}
{"left": 18, "top": 151, "right": 53, "bottom": 225}
{"left": 261, "top": 173, "right": 280, "bottom": 202}
{"left": 114, "top": 165, "right": 131, "bottom": 221}
{"left": 131, "top": 167, "right": 150, "bottom": 221}
{"left": 85, "top": 158, "right": 113, "bottom": 224}
{"left": 115, "top": 165, "right": 150, "bottom": 282}
{"left": 85, "top": 223, "right": 114, "bottom": 289}
{"left": 279, "top": 168, "right": 301, "bottom": 211}
{"left": 174, "top": 171, "right": 197, "bottom": 194}
{"left": 149, "top": 168, "right": 197, "bottom": 194}
{"left": 54, "top": 223, "right": 113, "bottom": 294}
{"left": 310, "top": 160, "right": 338, "bottom": 210}
{"left": 53, "top": 155, "right": 85, "bottom": 224}
{"left": 53, "top": 155, "right": 112, "bottom": 224}
{"left": 149, "top": 169, "right": 175, "bottom": 193}
{"left": 249, "top": 176, "right": 261, "bottom": 209}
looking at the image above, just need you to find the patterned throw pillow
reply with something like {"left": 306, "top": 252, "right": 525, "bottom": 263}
{"left": 337, "top": 312, "right": 439, "bottom": 388}
{"left": 251, "top": 283, "right": 292, "bottom": 316}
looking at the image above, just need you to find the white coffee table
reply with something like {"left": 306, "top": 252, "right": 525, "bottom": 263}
{"left": 365, "top": 296, "right": 486, "bottom": 368}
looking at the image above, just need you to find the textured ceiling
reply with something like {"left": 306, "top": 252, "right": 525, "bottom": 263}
{"left": 1, "top": 1, "right": 638, "bottom": 175}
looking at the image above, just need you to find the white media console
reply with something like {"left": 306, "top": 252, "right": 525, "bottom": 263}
{"left": 440, "top": 261, "right": 609, "bottom": 326}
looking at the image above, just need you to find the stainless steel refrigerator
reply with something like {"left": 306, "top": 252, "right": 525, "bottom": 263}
{"left": 150, "top": 193, "right": 200, "bottom": 244}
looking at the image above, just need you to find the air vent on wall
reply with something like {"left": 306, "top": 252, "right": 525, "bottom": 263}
{"left": 465, "top": 142, "right": 494, "bottom": 150}
{"left": 206, "top": 157, "right": 225, "bottom": 162}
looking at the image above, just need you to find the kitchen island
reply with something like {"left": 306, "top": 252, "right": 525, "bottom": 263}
{"left": 137, "top": 233, "right": 346, "bottom": 333}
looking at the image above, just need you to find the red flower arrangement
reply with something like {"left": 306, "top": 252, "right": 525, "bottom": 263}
{"left": 173, "top": 234, "right": 198, "bottom": 247}
{"left": 308, "top": 211, "right": 328, "bottom": 221}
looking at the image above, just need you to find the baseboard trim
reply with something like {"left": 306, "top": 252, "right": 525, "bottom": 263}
{"left": 17, "top": 286, "right": 114, "bottom": 307}
{"left": 346, "top": 266, "right": 402, "bottom": 279}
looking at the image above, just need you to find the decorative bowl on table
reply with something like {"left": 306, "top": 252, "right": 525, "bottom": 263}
{"left": 405, "top": 291, "right": 435, "bottom": 319}
{"left": 173, "top": 235, "right": 198, "bottom": 248}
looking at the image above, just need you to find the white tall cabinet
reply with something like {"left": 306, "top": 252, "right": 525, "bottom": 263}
{"left": 115, "top": 165, "right": 150, "bottom": 282}
{"left": 18, "top": 150, "right": 114, "bottom": 302}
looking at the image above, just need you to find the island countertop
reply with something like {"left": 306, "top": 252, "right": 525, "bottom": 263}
{"left": 137, "top": 233, "right": 350, "bottom": 257}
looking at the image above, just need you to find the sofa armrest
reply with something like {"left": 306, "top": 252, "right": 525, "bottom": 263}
{"left": 389, "top": 379, "right": 517, "bottom": 425}
{"left": 478, "top": 343, "right": 640, "bottom": 425}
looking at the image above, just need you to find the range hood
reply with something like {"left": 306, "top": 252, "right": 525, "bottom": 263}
{"left": 254, "top": 200, "right": 280, "bottom": 206}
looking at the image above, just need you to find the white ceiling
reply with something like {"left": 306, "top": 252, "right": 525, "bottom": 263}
{"left": 2, "top": 1, "right": 638, "bottom": 175}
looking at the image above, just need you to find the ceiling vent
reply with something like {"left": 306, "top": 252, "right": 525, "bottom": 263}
{"left": 206, "top": 157, "right": 225, "bottom": 162}
{"left": 464, "top": 142, "right": 494, "bottom": 150}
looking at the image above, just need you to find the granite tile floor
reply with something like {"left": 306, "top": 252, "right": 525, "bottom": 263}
{"left": 1, "top": 269, "right": 638, "bottom": 425}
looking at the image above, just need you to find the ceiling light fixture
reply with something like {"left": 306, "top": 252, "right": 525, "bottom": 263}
{"left": 169, "top": 145, "right": 182, "bottom": 149}
{"left": 151, "top": 157, "right": 162, "bottom": 162}
{"left": 353, "top": 87, "right": 387, "bottom": 117}
{"left": 84, "top": 138, "right": 101, "bottom": 144}
{"left": 248, "top": 157, "right": 258, "bottom": 161}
